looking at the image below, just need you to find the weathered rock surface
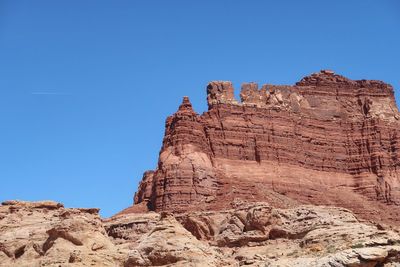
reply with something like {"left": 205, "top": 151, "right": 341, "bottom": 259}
{"left": 108, "top": 200, "right": 400, "bottom": 266}
{"left": 133, "top": 70, "right": 400, "bottom": 226}
{"left": 3, "top": 200, "right": 399, "bottom": 266}
{"left": 0, "top": 200, "right": 120, "bottom": 266}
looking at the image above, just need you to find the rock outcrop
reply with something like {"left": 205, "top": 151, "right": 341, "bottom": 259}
{"left": 133, "top": 70, "right": 400, "bottom": 225}
{"left": 0, "top": 200, "right": 120, "bottom": 267}
{"left": 2, "top": 200, "right": 400, "bottom": 266}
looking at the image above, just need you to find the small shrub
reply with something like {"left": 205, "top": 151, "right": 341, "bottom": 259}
{"left": 351, "top": 243, "right": 364, "bottom": 249}
{"left": 286, "top": 250, "right": 298, "bottom": 257}
{"left": 326, "top": 245, "right": 336, "bottom": 254}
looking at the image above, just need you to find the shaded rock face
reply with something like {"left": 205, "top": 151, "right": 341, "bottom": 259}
{"left": 133, "top": 70, "right": 400, "bottom": 225}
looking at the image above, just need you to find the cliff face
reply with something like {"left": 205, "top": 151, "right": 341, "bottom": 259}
{"left": 132, "top": 70, "right": 400, "bottom": 224}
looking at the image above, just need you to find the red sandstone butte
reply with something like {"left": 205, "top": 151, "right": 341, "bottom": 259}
{"left": 130, "top": 70, "right": 400, "bottom": 225}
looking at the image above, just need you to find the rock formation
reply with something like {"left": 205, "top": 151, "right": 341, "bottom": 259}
{"left": 0, "top": 201, "right": 120, "bottom": 267}
{"left": 1, "top": 200, "right": 400, "bottom": 266}
{"left": 132, "top": 70, "right": 400, "bottom": 226}
{"left": 2, "top": 70, "right": 400, "bottom": 266}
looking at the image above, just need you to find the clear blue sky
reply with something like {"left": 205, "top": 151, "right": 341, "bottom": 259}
{"left": 1, "top": 1, "right": 399, "bottom": 217}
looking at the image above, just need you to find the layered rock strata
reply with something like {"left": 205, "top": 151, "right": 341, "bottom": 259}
{"left": 133, "top": 70, "right": 400, "bottom": 225}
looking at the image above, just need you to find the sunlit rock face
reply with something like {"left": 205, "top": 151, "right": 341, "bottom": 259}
{"left": 133, "top": 70, "right": 400, "bottom": 225}
{"left": 3, "top": 200, "right": 400, "bottom": 266}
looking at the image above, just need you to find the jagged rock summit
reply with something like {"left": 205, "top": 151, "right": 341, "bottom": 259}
{"left": 131, "top": 70, "right": 400, "bottom": 226}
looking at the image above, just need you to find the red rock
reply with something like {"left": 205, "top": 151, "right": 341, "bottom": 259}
{"left": 133, "top": 70, "right": 400, "bottom": 225}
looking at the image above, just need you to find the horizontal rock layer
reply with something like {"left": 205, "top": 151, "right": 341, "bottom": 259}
{"left": 133, "top": 70, "right": 400, "bottom": 225}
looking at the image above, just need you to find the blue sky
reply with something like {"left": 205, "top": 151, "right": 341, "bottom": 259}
{"left": 0, "top": 1, "right": 399, "bottom": 217}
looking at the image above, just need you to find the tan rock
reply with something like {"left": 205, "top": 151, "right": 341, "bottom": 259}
{"left": 2, "top": 200, "right": 400, "bottom": 266}
{"left": 0, "top": 200, "right": 120, "bottom": 267}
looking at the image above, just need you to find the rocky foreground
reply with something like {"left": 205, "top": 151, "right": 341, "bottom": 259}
{"left": 1, "top": 200, "right": 400, "bottom": 266}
